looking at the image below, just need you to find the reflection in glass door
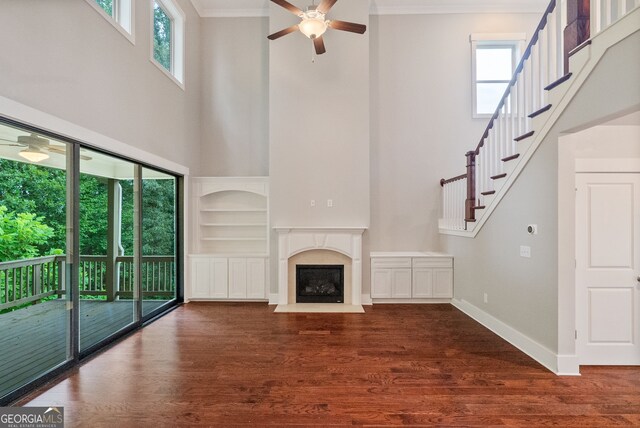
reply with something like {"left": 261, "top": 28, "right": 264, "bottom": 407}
{"left": 0, "top": 123, "right": 71, "bottom": 398}
{"left": 79, "top": 151, "right": 136, "bottom": 352}
{"left": 141, "top": 168, "right": 177, "bottom": 317}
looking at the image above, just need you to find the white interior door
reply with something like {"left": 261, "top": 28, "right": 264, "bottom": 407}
{"left": 576, "top": 173, "right": 640, "bottom": 365}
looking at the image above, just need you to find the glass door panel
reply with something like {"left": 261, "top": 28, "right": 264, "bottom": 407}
{"left": 78, "top": 150, "right": 136, "bottom": 352}
{"left": 141, "top": 167, "right": 177, "bottom": 317}
{"left": 0, "top": 122, "right": 71, "bottom": 398}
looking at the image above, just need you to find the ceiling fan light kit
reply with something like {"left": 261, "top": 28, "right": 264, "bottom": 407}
{"left": 18, "top": 146, "right": 50, "bottom": 163}
{"left": 268, "top": 0, "right": 366, "bottom": 56}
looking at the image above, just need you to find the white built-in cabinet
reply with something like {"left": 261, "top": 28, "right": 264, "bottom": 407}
{"left": 189, "top": 177, "right": 269, "bottom": 301}
{"left": 370, "top": 252, "right": 453, "bottom": 300}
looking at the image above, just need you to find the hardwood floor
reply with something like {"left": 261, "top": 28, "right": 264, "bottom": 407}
{"left": 16, "top": 303, "right": 640, "bottom": 427}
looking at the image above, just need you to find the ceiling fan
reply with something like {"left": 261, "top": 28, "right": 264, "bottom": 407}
{"left": 268, "top": 0, "right": 366, "bottom": 55}
{"left": 0, "top": 133, "right": 92, "bottom": 162}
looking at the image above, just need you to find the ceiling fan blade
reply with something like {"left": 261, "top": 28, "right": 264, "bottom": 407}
{"left": 270, "top": 0, "right": 303, "bottom": 16}
{"left": 268, "top": 25, "right": 300, "bottom": 40}
{"left": 0, "top": 137, "right": 22, "bottom": 146}
{"left": 317, "top": 0, "right": 337, "bottom": 14}
{"left": 328, "top": 20, "right": 366, "bottom": 34}
{"left": 313, "top": 36, "right": 326, "bottom": 55}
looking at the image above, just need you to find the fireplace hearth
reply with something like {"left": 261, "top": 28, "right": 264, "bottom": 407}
{"left": 296, "top": 265, "right": 344, "bottom": 303}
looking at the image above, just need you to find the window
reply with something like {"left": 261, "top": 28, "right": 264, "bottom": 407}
{"left": 85, "top": 0, "right": 134, "bottom": 43}
{"left": 151, "top": 0, "right": 185, "bottom": 88}
{"left": 470, "top": 34, "right": 525, "bottom": 118}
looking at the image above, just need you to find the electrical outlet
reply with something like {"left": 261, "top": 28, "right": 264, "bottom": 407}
{"left": 310, "top": 199, "right": 315, "bottom": 207}
{"left": 327, "top": 199, "right": 333, "bottom": 207}
{"left": 483, "top": 293, "right": 488, "bottom": 304}
{"left": 520, "top": 245, "right": 531, "bottom": 258}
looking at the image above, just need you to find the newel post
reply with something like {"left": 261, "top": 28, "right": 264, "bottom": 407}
{"left": 564, "top": 0, "right": 590, "bottom": 73}
{"left": 465, "top": 151, "right": 476, "bottom": 222}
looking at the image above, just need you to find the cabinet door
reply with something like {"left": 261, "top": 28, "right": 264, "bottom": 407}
{"left": 210, "top": 258, "right": 229, "bottom": 298}
{"left": 228, "top": 258, "right": 248, "bottom": 298}
{"left": 412, "top": 268, "right": 434, "bottom": 298}
{"left": 246, "top": 258, "right": 266, "bottom": 299}
{"left": 191, "top": 258, "right": 212, "bottom": 298}
{"left": 433, "top": 269, "right": 453, "bottom": 298}
{"left": 371, "top": 268, "right": 392, "bottom": 298}
{"left": 391, "top": 268, "right": 412, "bottom": 298}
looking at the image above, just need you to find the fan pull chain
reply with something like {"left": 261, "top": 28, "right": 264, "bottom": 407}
{"left": 311, "top": 42, "right": 316, "bottom": 63}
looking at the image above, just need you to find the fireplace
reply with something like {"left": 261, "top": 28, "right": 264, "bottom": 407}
{"left": 296, "top": 265, "right": 344, "bottom": 303}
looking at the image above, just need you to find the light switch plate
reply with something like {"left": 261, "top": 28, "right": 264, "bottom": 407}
{"left": 520, "top": 245, "right": 531, "bottom": 258}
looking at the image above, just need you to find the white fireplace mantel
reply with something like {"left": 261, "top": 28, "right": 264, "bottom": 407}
{"left": 274, "top": 227, "right": 367, "bottom": 306}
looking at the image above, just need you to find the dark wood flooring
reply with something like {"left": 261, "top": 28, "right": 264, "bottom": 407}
{"left": 16, "top": 303, "right": 640, "bottom": 427}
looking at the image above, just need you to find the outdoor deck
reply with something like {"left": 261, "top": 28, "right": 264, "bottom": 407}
{"left": 0, "top": 299, "right": 167, "bottom": 398}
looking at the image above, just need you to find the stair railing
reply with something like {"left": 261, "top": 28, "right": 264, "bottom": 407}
{"left": 440, "top": 0, "right": 564, "bottom": 229}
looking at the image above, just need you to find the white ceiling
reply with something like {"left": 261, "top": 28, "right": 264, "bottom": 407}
{"left": 190, "top": 0, "right": 548, "bottom": 18}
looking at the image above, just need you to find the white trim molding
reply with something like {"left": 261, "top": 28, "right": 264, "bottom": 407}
{"left": 452, "top": 298, "right": 559, "bottom": 374}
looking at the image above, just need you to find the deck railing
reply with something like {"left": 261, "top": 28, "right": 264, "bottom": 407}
{"left": 0, "top": 255, "right": 176, "bottom": 311}
{"left": 439, "top": 0, "right": 639, "bottom": 231}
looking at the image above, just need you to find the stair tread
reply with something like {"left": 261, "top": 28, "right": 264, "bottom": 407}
{"left": 473, "top": 205, "right": 486, "bottom": 210}
{"left": 502, "top": 154, "right": 521, "bottom": 162}
{"left": 514, "top": 131, "right": 535, "bottom": 142}
{"left": 545, "top": 73, "right": 573, "bottom": 91}
{"left": 529, "top": 104, "right": 552, "bottom": 119}
{"left": 491, "top": 173, "right": 507, "bottom": 180}
{"left": 481, "top": 191, "right": 495, "bottom": 196}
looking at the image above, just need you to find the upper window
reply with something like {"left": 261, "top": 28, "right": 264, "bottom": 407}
{"left": 151, "top": 0, "right": 185, "bottom": 88}
{"left": 85, "top": 0, "right": 134, "bottom": 43}
{"left": 470, "top": 34, "right": 525, "bottom": 118}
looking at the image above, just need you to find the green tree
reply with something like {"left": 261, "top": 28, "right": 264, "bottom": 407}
{"left": 95, "top": 0, "right": 113, "bottom": 16}
{"left": 153, "top": 2, "right": 172, "bottom": 71}
{"left": 0, "top": 206, "right": 54, "bottom": 262}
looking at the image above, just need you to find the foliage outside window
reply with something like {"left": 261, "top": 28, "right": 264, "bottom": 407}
{"left": 150, "top": 0, "right": 185, "bottom": 86}
{"left": 95, "top": 0, "right": 114, "bottom": 17}
{"left": 86, "top": 0, "right": 133, "bottom": 40}
{"left": 153, "top": 1, "right": 172, "bottom": 72}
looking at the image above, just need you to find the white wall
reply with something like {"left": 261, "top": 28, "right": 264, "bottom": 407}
{"left": 199, "top": 17, "right": 269, "bottom": 176}
{"left": 370, "top": 12, "right": 541, "bottom": 252}
{"left": 445, "top": 29, "right": 640, "bottom": 359}
{"left": 269, "top": 0, "right": 371, "bottom": 228}
{"left": 0, "top": 0, "right": 201, "bottom": 171}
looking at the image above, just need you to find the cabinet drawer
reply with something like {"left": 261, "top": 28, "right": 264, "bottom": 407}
{"left": 371, "top": 257, "right": 412, "bottom": 269}
{"left": 412, "top": 258, "right": 453, "bottom": 268}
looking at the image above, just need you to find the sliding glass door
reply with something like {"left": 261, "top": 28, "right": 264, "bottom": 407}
{"left": 0, "top": 122, "right": 72, "bottom": 399}
{"left": 141, "top": 168, "right": 177, "bottom": 317}
{"left": 0, "top": 118, "right": 182, "bottom": 404}
{"left": 79, "top": 150, "right": 137, "bottom": 352}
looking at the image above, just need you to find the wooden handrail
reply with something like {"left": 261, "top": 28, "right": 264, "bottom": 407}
{"left": 440, "top": 174, "right": 466, "bottom": 187}
{"left": 475, "top": 0, "right": 558, "bottom": 154}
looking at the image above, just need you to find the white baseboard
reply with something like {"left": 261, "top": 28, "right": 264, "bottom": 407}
{"left": 361, "top": 294, "right": 373, "bottom": 305}
{"left": 269, "top": 293, "right": 279, "bottom": 305}
{"left": 372, "top": 298, "right": 451, "bottom": 304}
{"left": 451, "top": 298, "right": 558, "bottom": 374}
{"left": 556, "top": 354, "right": 581, "bottom": 375}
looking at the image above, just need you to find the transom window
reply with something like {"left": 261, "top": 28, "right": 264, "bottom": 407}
{"left": 470, "top": 34, "right": 526, "bottom": 118}
{"left": 85, "top": 0, "right": 134, "bottom": 42}
{"left": 151, "top": 0, "right": 185, "bottom": 88}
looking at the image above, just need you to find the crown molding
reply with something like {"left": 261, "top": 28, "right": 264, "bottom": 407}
{"left": 191, "top": 0, "right": 547, "bottom": 18}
